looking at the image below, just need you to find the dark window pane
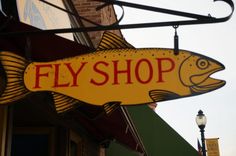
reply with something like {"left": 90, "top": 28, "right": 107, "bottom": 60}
{"left": 11, "top": 134, "right": 49, "bottom": 156}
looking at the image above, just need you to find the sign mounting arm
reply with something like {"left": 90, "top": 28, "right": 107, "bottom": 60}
{"left": 0, "top": 0, "right": 234, "bottom": 36}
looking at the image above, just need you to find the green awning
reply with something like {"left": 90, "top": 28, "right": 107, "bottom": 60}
{"left": 106, "top": 142, "right": 140, "bottom": 156}
{"left": 107, "top": 105, "right": 198, "bottom": 156}
{"left": 128, "top": 105, "right": 198, "bottom": 155}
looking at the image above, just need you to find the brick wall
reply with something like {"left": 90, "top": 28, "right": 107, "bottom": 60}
{"left": 72, "top": 0, "right": 122, "bottom": 48}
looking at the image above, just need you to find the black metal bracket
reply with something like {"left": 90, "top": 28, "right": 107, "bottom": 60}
{"left": 0, "top": 0, "right": 234, "bottom": 36}
{"left": 173, "top": 25, "right": 179, "bottom": 55}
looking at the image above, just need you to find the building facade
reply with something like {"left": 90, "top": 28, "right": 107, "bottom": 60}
{"left": 0, "top": 0, "right": 145, "bottom": 156}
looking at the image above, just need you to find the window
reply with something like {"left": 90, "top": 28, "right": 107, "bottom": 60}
{"left": 69, "top": 130, "right": 83, "bottom": 156}
{"left": 16, "top": 0, "right": 74, "bottom": 41}
{"left": 11, "top": 127, "right": 55, "bottom": 156}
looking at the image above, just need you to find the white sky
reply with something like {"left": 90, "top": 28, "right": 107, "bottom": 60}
{"left": 116, "top": 0, "right": 236, "bottom": 155}
{"left": 1, "top": 0, "right": 234, "bottom": 155}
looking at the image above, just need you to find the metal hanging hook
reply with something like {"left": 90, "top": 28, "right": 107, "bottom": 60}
{"left": 173, "top": 25, "right": 179, "bottom": 55}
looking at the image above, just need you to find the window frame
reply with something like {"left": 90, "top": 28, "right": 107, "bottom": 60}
{"left": 69, "top": 130, "right": 83, "bottom": 156}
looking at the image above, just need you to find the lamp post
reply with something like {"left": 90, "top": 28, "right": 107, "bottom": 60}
{"left": 196, "top": 110, "right": 207, "bottom": 156}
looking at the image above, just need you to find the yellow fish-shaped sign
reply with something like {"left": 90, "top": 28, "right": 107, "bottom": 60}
{"left": 0, "top": 32, "right": 225, "bottom": 113}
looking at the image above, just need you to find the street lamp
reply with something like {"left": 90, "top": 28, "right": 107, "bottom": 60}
{"left": 196, "top": 110, "right": 207, "bottom": 156}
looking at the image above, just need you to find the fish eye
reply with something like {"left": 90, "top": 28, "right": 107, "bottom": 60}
{"left": 196, "top": 58, "right": 209, "bottom": 70}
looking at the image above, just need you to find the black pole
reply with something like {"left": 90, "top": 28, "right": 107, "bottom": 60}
{"left": 200, "top": 128, "right": 207, "bottom": 156}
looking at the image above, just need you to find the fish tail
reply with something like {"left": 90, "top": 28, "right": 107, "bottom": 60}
{"left": 0, "top": 51, "right": 30, "bottom": 104}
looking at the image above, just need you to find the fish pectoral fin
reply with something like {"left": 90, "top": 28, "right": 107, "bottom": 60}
{"left": 103, "top": 101, "right": 121, "bottom": 115}
{"left": 97, "top": 32, "right": 134, "bottom": 50}
{"left": 149, "top": 90, "right": 180, "bottom": 102}
{"left": 52, "top": 92, "right": 79, "bottom": 114}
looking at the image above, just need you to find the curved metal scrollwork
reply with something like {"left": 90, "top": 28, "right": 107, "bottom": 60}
{"left": 212, "top": 0, "right": 234, "bottom": 23}
{"left": 96, "top": 0, "right": 234, "bottom": 28}
{"left": 0, "top": 0, "right": 234, "bottom": 36}
{"left": 96, "top": 2, "right": 125, "bottom": 27}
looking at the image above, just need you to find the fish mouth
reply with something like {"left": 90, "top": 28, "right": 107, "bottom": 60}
{"left": 190, "top": 66, "right": 226, "bottom": 93}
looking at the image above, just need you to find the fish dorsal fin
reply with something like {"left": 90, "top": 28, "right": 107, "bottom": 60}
{"left": 97, "top": 32, "right": 134, "bottom": 50}
{"left": 52, "top": 92, "right": 79, "bottom": 114}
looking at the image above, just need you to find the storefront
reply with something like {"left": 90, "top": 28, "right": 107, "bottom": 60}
{"left": 0, "top": 1, "right": 146, "bottom": 155}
